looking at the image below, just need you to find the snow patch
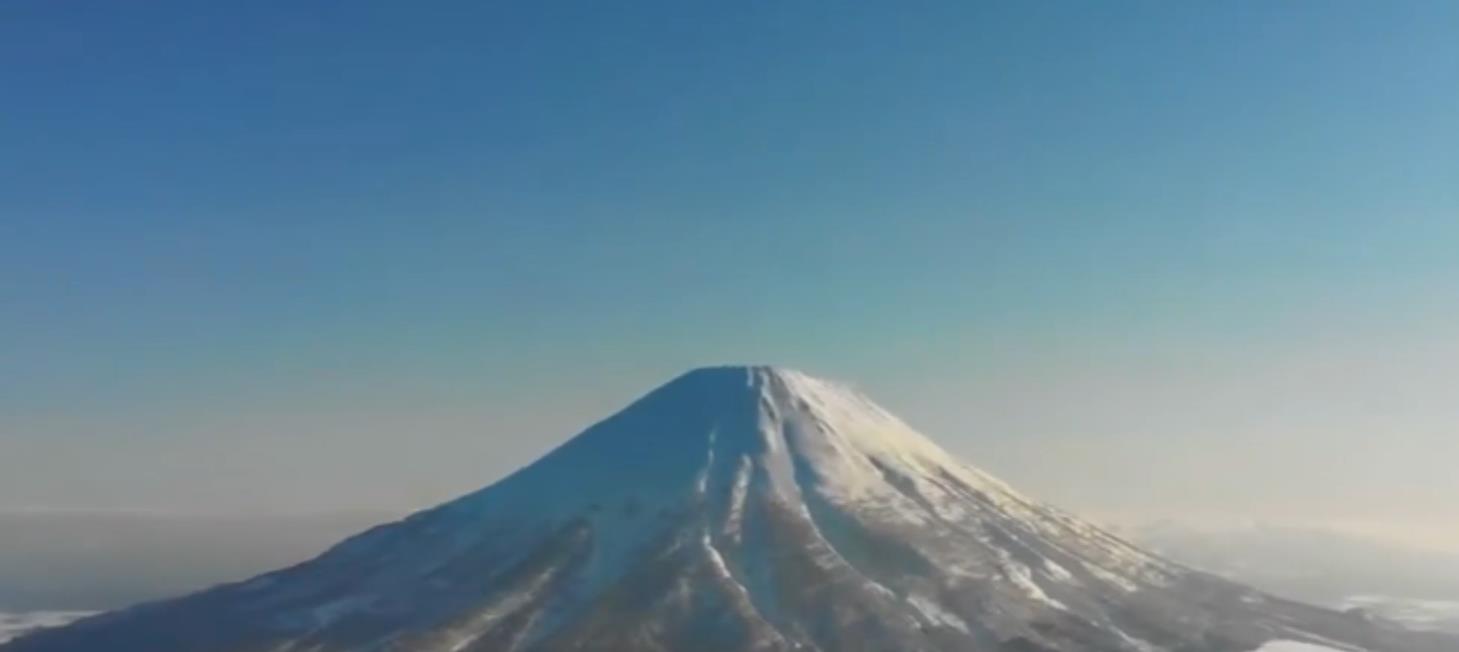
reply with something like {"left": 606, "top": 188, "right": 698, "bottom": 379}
{"left": 0, "top": 611, "right": 95, "bottom": 644}
{"left": 1042, "top": 558, "right": 1075, "bottom": 583}
{"left": 722, "top": 456, "right": 752, "bottom": 542}
{"left": 1083, "top": 561, "right": 1140, "bottom": 593}
{"left": 1112, "top": 627, "right": 1160, "bottom": 652}
{"left": 1254, "top": 641, "right": 1361, "bottom": 652}
{"left": 906, "top": 595, "right": 969, "bottom": 633}
{"left": 997, "top": 550, "right": 1066, "bottom": 610}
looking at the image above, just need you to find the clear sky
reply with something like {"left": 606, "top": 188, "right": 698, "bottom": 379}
{"left": 3, "top": 2, "right": 1457, "bottom": 549}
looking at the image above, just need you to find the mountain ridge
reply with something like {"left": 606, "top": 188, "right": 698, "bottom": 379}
{"left": 6, "top": 366, "right": 1453, "bottom": 652}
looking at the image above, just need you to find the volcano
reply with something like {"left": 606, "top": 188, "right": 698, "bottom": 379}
{"left": 6, "top": 366, "right": 1452, "bottom": 652}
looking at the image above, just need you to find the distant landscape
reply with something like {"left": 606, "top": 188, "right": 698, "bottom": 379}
{"left": 0, "top": 510, "right": 386, "bottom": 612}
{"left": 1128, "top": 520, "right": 1459, "bottom": 635}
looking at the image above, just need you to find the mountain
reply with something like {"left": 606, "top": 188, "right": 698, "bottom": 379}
{"left": 5, "top": 366, "right": 1453, "bottom": 652}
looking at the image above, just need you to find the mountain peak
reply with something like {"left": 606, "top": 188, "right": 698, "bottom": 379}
{"left": 630, "top": 364, "right": 927, "bottom": 465}
{"left": 678, "top": 363, "right": 801, "bottom": 377}
{"left": 663, "top": 364, "right": 831, "bottom": 395}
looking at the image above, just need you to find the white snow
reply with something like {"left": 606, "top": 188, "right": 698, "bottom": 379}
{"left": 1112, "top": 627, "right": 1160, "bottom": 652}
{"left": 440, "top": 562, "right": 564, "bottom": 652}
{"left": 1254, "top": 641, "right": 1359, "bottom": 652}
{"left": 1082, "top": 561, "right": 1141, "bottom": 593}
{"left": 1042, "top": 558, "right": 1076, "bottom": 583}
{"left": 906, "top": 594, "right": 970, "bottom": 633}
{"left": 772, "top": 370, "right": 1020, "bottom": 505}
{"left": 722, "top": 455, "right": 752, "bottom": 541}
{"left": 1002, "top": 556, "right": 1067, "bottom": 610}
{"left": 0, "top": 611, "right": 94, "bottom": 644}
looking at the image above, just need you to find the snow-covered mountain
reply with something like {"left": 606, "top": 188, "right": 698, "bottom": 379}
{"left": 6, "top": 366, "right": 1454, "bottom": 652}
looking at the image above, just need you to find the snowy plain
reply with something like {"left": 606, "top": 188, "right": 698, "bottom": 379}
{"left": 1340, "top": 595, "right": 1459, "bottom": 634}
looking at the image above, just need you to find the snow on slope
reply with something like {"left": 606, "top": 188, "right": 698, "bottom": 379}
{"left": 0, "top": 613, "right": 92, "bottom": 645}
{"left": 5, "top": 366, "right": 1455, "bottom": 652}
{"left": 1254, "top": 641, "right": 1357, "bottom": 652}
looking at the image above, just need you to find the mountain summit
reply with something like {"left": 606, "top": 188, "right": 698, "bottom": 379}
{"left": 6, "top": 367, "right": 1452, "bottom": 652}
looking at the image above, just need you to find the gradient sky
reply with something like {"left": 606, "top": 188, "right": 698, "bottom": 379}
{"left": 3, "top": 2, "right": 1458, "bottom": 549}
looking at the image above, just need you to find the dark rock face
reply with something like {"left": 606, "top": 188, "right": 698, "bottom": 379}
{"left": 6, "top": 367, "right": 1455, "bottom": 652}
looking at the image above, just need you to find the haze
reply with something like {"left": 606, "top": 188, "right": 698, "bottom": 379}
{"left": 3, "top": 0, "right": 1457, "bottom": 564}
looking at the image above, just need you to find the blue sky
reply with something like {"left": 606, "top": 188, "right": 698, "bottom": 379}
{"left": 3, "top": 2, "right": 1457, "bottom": 546}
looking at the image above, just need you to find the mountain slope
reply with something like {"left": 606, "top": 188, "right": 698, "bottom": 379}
{"left": 6, "top": 366, "right": 1453, "bottom": 652}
